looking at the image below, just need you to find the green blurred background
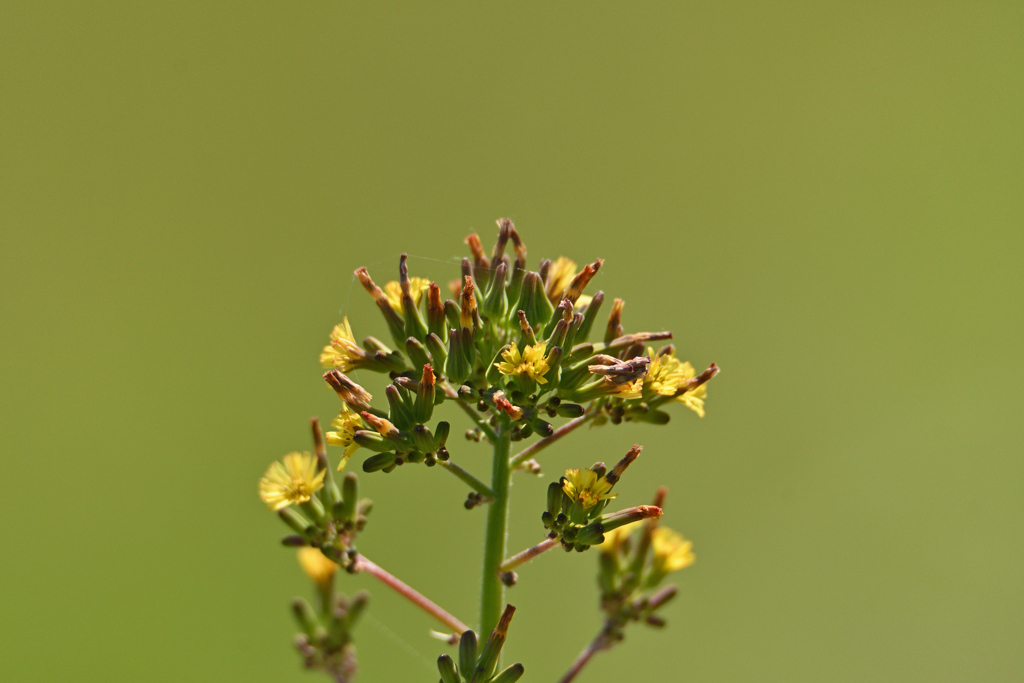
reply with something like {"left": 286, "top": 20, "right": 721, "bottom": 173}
{"left": 2, "top": 3, "right": 1021, "bottom": 681}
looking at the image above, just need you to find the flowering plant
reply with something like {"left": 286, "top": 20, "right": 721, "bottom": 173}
{"left": 257, "top": 219, "right": 719, "bottom": 681}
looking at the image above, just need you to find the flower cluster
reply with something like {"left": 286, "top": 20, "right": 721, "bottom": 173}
{"left": 595, "top": 488, "right": 695, "bottom": 639}
{"left": 292, "top": 548, "right": 368, "bottom": 681}
{"left": 540, "top": 445, "right": 661, "bottom": 551}
{"left": 258, "top": 420, "right": 372, "bottom": 567}
{"left": 256, "top": 219, "right": 720, "bottom": 682}
{"left": 437, "top": 605, "right": 524, "bottom": 683}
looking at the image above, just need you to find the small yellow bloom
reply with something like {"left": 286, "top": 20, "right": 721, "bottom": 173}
{"left": 258, "top": 452, "right": 326, "bottom": 511}
{"left": 326, "top": 406, "right": 363, "bottom": 471}
{"left": 384, "top": 277, "right": 431, "bottom": 312}
{"left": 643, "top": 348, "right": 707, "bottom": 417}
{"left": 562, "top": 469, "right": 617, "bottom": 508}
{"left": 651, "top": 527, "right": 695, "bottom": 573}
{"left": 298, "top": 547, "right": 339, "bottom": 591}
{"left": 609, "top": 377, "right": 643, "bottom": 400}
{"left": 545, "top": 257, "right": 578, "bottom": 303}
{"left": 495, "top": 342, "right": 550, "bottom": 384}
{"left": 644, "top": 347, "right": 689, "bottom": 396}
{"left": 319, "top": 318, "right": 362, "bottom": 372}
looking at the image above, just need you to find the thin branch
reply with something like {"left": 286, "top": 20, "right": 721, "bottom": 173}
{"left": 558, "top": 630, "right": 612, "bottom": 683}
{"left": 437, "top": 459, "right": 495, "bottom": 498}
{"left": 510, "top": 412, "right": 595, "bottom": 468}
{"left": 498, "top": 537, "right": 559, "bottom": 573}
{"left": 352, "top": 554, "right": 469, "bottom": 642}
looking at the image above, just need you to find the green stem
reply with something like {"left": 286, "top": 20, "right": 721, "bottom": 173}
{"left": 480, "top": 422, "right": 512, "bottom": 636}
{"left": 438, "top": 459, "right": 495, "bottom": 499}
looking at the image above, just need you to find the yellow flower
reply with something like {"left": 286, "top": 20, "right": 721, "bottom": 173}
{"left": 384, "top": 277, "right": 431, "bottom": 312}
{"left": 643, "top": 348, "right": 707, "bottom": 417}
{"left": 494, "top": 342, "right": 550, "bottom": 384}
{"left": 562, "top": 468, "right": 617, "bottom": 508}
{"left": 644, "top": 347, "right": 689, "bottom": 397}
{"left": 259, "top": 452, "right": 326, "bottom": 511}
{"left": 319, "top": 317, "right": 362, "bottom": 372}
{"left": 651, "top": 527, "right": 695, "bottom": 573}
{"left": 545, "top": 257, "right": 578, "bottom": 302}
{"left": 609, "top": 377, "right": 643, "bottom": 400}
{"left": 326, "top": 406, "right": 363, "bottom": 471}
{"left": 298, "top": 547, "right": 339, "bottom": 591}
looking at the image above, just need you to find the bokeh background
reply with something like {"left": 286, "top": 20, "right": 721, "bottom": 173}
{"left": 2, "top": 3, "right": 1022, "bottom": 681}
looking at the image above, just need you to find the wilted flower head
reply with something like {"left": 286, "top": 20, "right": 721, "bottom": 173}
{"left": 259, "top": 452, "right": 325, "bottom": 511}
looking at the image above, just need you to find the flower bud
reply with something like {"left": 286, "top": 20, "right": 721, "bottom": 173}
{"left": 444, "top": 329, "right": 472, "bottom": 385}
{"left": 482, "top": 261, "right": 508, "bottom": 319}
{"left": 437, "top": 654, "right": 460, "bottom": 683}
{"left": 574, "top": 290, "right": 604, "bottom": 342}
{"left": 361, "top": 452, "right": 398, "bottom": 472}
{"left": 405, "top": 337, "right": 431, "bottom": 372}
{"left": 491, "top": 663, "right": 526, "bottom": 683}
{"left": 458, "top": 629, "right": 478, "bottom": 675}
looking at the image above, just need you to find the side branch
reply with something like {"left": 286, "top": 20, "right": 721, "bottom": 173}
{"left": 437, "top": 459, "right": 495, "bottom": 499}
{"left": 510, "top": 412, "right": 595, "bottom": 468}
{"left": 498, "top": 537, "right": 559, "bottom": 573}
{"left": 353, "top": 554, "right": 469, "bottom": 642}
{"left": 558, "top": 630, "right": 613, "bottom": 683}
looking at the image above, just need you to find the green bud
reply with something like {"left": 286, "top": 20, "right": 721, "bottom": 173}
{"left": 544, "top": 346, "right": 563, "bottom": 388}
{"left": 481, "top": 262, "right": 508, "bottom": 319}
{"left": 291, "top": 597, "right": 323, "bottom": 641}
{"left": 491, "top": 663, "right": 525, "bottom": 683}
{"left": 562, "top": 313, "right": 584, "bottom": 355}
{"left": 281, "top": 535, "right": 306, "bottom": 547}
{"left": 437, "top": 654, "right": 460, "bottom": 683}
{"left": 556, "top": 402, "right": 585, "bottom": 418}
{"left": 425, "top": 332, "right": 448, "bottom": 368}
{"left": 445, "top": 329, "right": 472, "bottom": 385}
{"left": 385, "top": 384, "right": 415, "bottom": 430}
{"left": 405, "top": 337, "right": 431, "bottom": 372}
{"left": 433, "top": 421, "right": 451, "bottom": 450}
{"left": 362, "top": 452, "right": 398, "bottom": 472}
{"left": 574, "top": 290, "right": 604, "bottom": 342}
{"left": 544, "top": 312, "right": 569, "bottom": 347}
{"left": 343, "top": 590, "right": 370, "bottom": 631}
{"left": 341, "top": 472, "right": 358, "bottom": 522}
{"left": 541, "top": 511, "right": 554, "bottom": 528}
{"left": 576, "top": 522, "right": 605, "bottom": 546}
{"left": 510, "top": 272, "right": 553, "bottom": 329}
{"left": 353, "top": 430, "right": 394, "bottom": 453}
{"left": 300, "top": 496, "right": 325, "bottom": 524}
{"left": 458, "top": 629, "right": 478, "bottom": 675}
{"left": 411, "top": 425, "right": 435, "bottom": 453}
{"left": 279, "top": 507, "right": 314, "bottom": 535}
{"left": 444, "top": 299, "right": 461, "bottom": 330}
{"left": 546, "top": 481, "right": 563, "bottom": 518}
